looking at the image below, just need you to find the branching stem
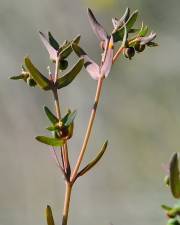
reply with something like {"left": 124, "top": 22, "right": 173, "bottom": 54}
{"left": 71, "top": 76, "right": 104, "bottom": 183}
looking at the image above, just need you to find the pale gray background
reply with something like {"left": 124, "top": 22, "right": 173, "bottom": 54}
{"left": 0, "top": 0, "right": 180, "bottom": 225}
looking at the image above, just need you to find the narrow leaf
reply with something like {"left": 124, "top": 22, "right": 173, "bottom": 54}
{"left": 112, "top": 7, "right": 130, "bottom": 30}
{"left": 120, "top": 7, "right": 130, "bottom": 23}
{"left": 77, "top": 141, "right": 108, "bottom": 177}
{"left": 60, "top": 35, "right": 81, "bottom": 59}
{"left": 121, "top": 25, "right": 128, "bottom": 48}
{"left": 60, "top": 43, "right": 72, "bottom": 59}
{"left": 36, "top": 136, "right": 64, "bottom": 147}
{"left": 87, "top": 8, "right": 108, "bottom": 41}
{"left": 147, "top": 41, "right": 158, "bottom": 47}
{"left": 161, "top": 204, "right": 173, "bottom": 211}
{"left": 139, "top": 32, "right": 157, "bottom": 45}
{"left": 64, "top": 110, "right": 77, "bottom": 127}
{"left": 24, "top": 57, "right": 51, "bottom": 90}
{"left": 10, "top": 74, "right": 28, "bottom": 80}
{"left": 72, "top": 44, "right": 100, "bottom": 80}
{"left": 72, "top": 35, "right": 81, "bottom": 44}
{"left": 55, "top": 58, "right": 84, "bottom": 89}
{"left": 46, "top": 126, "right": 58, "bottom": 131}
{"left": 61, "top": 110, "right": 71, "bottom": 125}
{"left": 39, "top": 31, "right": 57, "bottom": 61}
{"left": 44, "top": 106, "right": 59, "bottom": 124}
{"left": 46, "top": 205, "right": 55, "bottom": 225}
{"left": 48, "top": 32, "right": 59, "bottom": 50}
{"left": 138, "top": 23, "right": 149, "bottom": 37}
{"left": 112, "top": 10, "right": 139, "bottom": 42}
{"left": 128, "top": 28, "right": 140, "bottom": 33}
{"left": 170, "top": 153, "right": 180, "bottom": 198}
{"left": 125, "top": 10, "right": 139, "bottom": 30}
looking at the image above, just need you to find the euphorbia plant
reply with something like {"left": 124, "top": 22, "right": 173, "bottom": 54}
{"left": 10, "top": 7, "right": 157, "bottom": 225}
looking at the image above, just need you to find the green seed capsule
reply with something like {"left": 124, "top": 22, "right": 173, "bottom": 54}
{"left": 123, "top": 47, "right": 135, "bottom": 60}
{"left": 134, "top": 43, "right": 146, "bottom": 52}
{"left": 59, "top": 60, "right": 68, "bottom": 70}
{"left": 27, "top": 77, "right": 37, "bottom": 87}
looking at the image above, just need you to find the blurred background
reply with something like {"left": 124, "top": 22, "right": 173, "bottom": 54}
{"left": 0, "top": 0, "right": 180, "bottom": 224}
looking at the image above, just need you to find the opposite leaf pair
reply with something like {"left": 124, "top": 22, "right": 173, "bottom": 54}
{"left": 36, "top": 107, "right": 77, "bottom": 147}
{"left": 72, "top": 8, "right": 114, "bottom": 80}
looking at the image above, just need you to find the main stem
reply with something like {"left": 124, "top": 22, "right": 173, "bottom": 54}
{"left": 53, "top": 56, "right": 72, "bottom": 225}
{"left": 62, "top": 182, "right": 72, "bottom": 225}
{"left": 71, "top": 76, "right": 104, "bottom": 182}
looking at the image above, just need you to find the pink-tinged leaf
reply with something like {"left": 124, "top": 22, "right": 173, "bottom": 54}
{"left": 112, "top": 7, "right": 130, "bottom": 30}
{"left": 100, "top": 35, "right": 114, "bottom": 78}
{"left": 101, "top": 38, "right": 109, "bottom": 63}
{"left": 140, "top": 32, "right": 157, "bottom": 45}
{"left": 84, "top": 55, "right": 100, "bottom": 80}
{"left": 112, "top": 17, "right": 118, "bottom": 29}
{"left": 72, "top": 44, "right": 100, "bottom": 80}
{"left": 39, "top": 31, "right": 57, "bottom": 61}
{"left": 87, "top": 8, "right": 108, "bottom": 42}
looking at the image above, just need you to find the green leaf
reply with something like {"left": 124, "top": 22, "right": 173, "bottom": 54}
{"left": 60, "top": 35, "right": 81, "bottom": 59}
{"left": 44, "top": 106, "right": 59, "bottom": 125}
{"left": 64, "top": 110, "right": 77, "bottom": 126}
{"left": 55, "top": 58, "right": 84, "bottom": 89}
{"left": 61, "top": 110, "right": 77, "bottom": 127}
{"left": 125, "top": 10, "right": 138, "bottom": 30}
{"left": 24, "top": 57, "right": 51, "bottom": 90}
{"left": 170, "top": 153, "right": 180, "bottom": 198}
{"left": 61, "top": 110, "right": 71, "bottom": 124}
{"left": 72, "top": 34, "right": 81, "bottom": 45}
{"left": 138, "top": 23, "right": 149, "bottom": 37}
{"left": 128, "top": 28, "right": 140, "bottom": 33}
{"left": 77, "top": 141, "right": 108, "bottom": 177}
{"left": 147, "top": 41, "right": 158, "bottom": 47}
{"left": 46, "top": 126, "right": 59, "bottom": 132}
{"left": 10, "top": 74, "right": 28, "bottom": 81}
{"left": 46, "top": 205, "right": 55, "bottom": 225}
{"left": 60, "top": 43, "right": 73, "bottom": 59}
{"left": 36, "top": 136, "right": 64, "bottom": 147}
{"left": 161, "top": 204, "right": 172, "bottom": 211}
{"left": 121, "top": 25, "right": 128, "bottom": 48}
{"left": 112, "top": 10, "right": 139, "bottom": 42}
{"left": 48, "top": 32, "right": 59, "bottom": 51}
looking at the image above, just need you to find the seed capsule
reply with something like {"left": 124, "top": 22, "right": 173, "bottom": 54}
{"left": 123, "top": 47, "right": 135, "bottom": 60}
{"left": 59, "top": 60, "right": 68, "bottom": 70}
{"left": 134, "top": 43, "right": 146, "bottom": 52}
{"left": 27, "top": 77, "right": 37, "bottom": 87}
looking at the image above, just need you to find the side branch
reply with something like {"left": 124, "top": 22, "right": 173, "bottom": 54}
{"left": 71, "top": 76, "right": 104, "bottom": 183}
